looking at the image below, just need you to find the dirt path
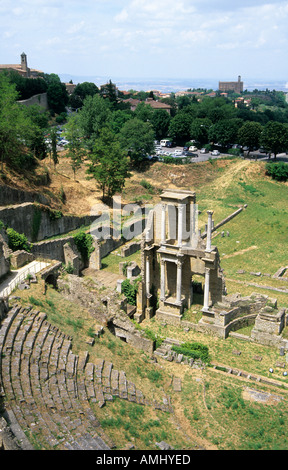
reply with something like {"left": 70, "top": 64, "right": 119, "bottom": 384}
{"left": 222, "top": 245, "right": 258, "bottom": 259}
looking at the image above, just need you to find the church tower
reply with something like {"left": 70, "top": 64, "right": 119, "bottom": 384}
{"left": 21, "top": 52, "right": 27, "bottom": 71}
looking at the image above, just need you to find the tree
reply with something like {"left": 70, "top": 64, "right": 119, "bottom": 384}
{"left": 87, "top": 127, "right": 131, "bottom": 201}
{"left": 168, "top": 112, "right": 193, "bottom": 145}
{"left": 119, "top": 118, "right": 155, "bottom": 167}
{"left": 134, "top": 102, "right": 153, "bottom": 122}
{"left": 0, "top": 74, "right": 35, "bottom": 170}
{"left": 100, "top": 80, "right": 118, "bottom": 107}
{"left": 190, "top": 118, "right": 212, "bottom": 146}
{"left": 50, "top": 127, "right": 59, "bottom": 168}
{"left": 77, "top": 94, "right": 112, "bottom": 152}
{"left": 208, "top": 119, "right": 243, "bottom": 147}
{"left": 44, "top": 73, "right": 69, "bottom": 114}
{"left": 260, "top": 121, "right": 288, "bottom": 159}
{"left": 70, "top": 81, "right": 99, "bottom": 109}
{"left": 237, "top": 121, "right": 263, "bottom": 156}
{"left": 151, "top": 109, "right": 171, "bottom": 140}
{"left": 65, "top": 114, "right": 85, "bottom": 179}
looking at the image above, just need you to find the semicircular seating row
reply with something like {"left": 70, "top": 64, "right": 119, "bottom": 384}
{"left": 0, "top": 305, "right": 173, "bottom": 450}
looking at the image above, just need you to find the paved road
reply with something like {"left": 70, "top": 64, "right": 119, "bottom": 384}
{"left": 0, "top": 260, "right": 50, "bottom": 298}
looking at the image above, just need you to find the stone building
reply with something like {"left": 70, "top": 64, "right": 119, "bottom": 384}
{"left": 136, "top": 189, "right": 225, "bottom": 325}
{"left": 219, "top": 76, "right": 244, "bottom": 94}
{"left": 0, "top": 52, "right": 43, "bottom": 78}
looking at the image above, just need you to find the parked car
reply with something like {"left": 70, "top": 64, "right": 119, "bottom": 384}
{"left": 58, "top": 139, "right": 69, "bottom": 147}
{"left": 160, "top": 139, "right": 172, "bottom": 147}
{"left": 183, "top": 151, "right": 197, "bottom": 157}
{"left": 189, "top": 146, "right": 197, "bottom": 152}
{"left": 174, "top": 149, "right": 183, "bottom": 156}
{"left": 211, "top": 150, "right": 220, "bottom": 156}
{"left": 200, "top": 148, "right": 209, "bottom": 154}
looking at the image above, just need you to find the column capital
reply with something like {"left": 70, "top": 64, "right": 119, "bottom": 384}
{"left": 178, "top": 203, "right": 185, "bottom": 212}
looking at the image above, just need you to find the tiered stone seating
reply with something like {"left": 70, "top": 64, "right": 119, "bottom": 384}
{"left": 0, "top": 304, "right": 173, "bottom": 450}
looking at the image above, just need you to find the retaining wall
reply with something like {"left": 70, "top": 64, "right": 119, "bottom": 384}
{"left": 0, "top": 184, "right": 50, "bottom": 206}
{"left": 0, "top": 202, "right": 98, "bottom": 242}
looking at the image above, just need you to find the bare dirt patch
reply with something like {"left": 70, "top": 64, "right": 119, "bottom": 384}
{"left": 222, "top": 246, "right": 258, "bottom": 259}
{"left": 242, "top": 387, "right": 284, "bottom": 405}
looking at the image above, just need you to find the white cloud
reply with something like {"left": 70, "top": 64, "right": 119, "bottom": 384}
{"left": 1, "top": 0, "right": 288, "bottom": 78}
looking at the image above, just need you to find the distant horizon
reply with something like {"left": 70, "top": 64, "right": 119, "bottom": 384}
{"left": 58, "top": 73, "right": 288, "bottom": 93}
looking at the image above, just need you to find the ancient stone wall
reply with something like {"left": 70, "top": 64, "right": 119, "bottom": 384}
{"left": 31, "top": 236, "right": 75, "bottom": 262}
{"left": 18, "top": 92, "right": 48, "bottom": 111}
{"left": 0, "top": 202, "right": 98, "bottom": 242}
{"left": 0, "top": 184, "right": 50, "bottom": 206}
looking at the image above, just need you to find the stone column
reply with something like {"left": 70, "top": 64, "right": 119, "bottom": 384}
{"left": 206, "top": 210, "right": 213, "bottom": 252}
{"left": 203, "top": 267, "right": 210, "bottom": 310}
{"left": 176, "top": 259, "right": 182, "bottom": 303}
{"left": 161, "top": 203, "right": 166, "bottom": 245}
{"left": 145, "top": 255, "right": 150, "bottom": 297}
{"left": 160, "top": 259, "right": 166, "bottom": 301}
{"left": 177, "top": 204, "right": 185, "bottom": 247}
{"left": 190, "top": 203, "right": 195, "bottom": 246}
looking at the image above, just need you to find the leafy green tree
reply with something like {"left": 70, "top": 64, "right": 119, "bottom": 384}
{"left": 119, "top": 118, "right": 155, "bottom": 167}
{"left": 168, "top": 112, "right": 193, "bottom": 145}
{"left": 100, "top": 80, "right": 118, "bottom": 107}
{"left": 110, "top": 109, "right": 133, "bottom": 134}
{"left": 151, "top": 109, "right": 171, "bottom": 140}
{"left": 260, "top": 121, "right": 288, "bottom": 158}
{"left": 237, "top": 121, "right": 263, "bottom": 156}
{"left": 65, "top": 114, "right": 85, "bottom": 179}
{"left": 29, "top": 127, "right": 47, "bottom": 160}
{"left": 134, "top": 102, "right": 154, "bottom": 122}
{"left": 0, "top": 74, "right": 35, "bottom": 170}
{"left": 44, "top": 73, "right": 69, "bottom": 114}
{"left": 70, "top": 81, "right": 99, "bottom": 109}
{"left": 190, "top": 118, "right": 212, "bottom": 145}
{"left": 77, "top": 94, "right": 112, "bottom": 152}
{"left": 87, "top": 127, "right": 131, "bottom": 201}
{"left": 50, "top": 127, "right": 59, "bottom": 168}
{"left": 208, "top": 118, "right": 243, "bottom": 147}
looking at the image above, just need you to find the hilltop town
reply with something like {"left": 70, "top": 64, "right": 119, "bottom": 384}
{"left": 1, "top": 54, "right": 288, "bottom": 452}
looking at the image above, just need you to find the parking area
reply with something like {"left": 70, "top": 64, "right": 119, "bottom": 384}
{"left": 150, "top": 144, "right": 288, "bottom": 163}
{"left": 149, "top": 144, "right": 227, "bottom": 163}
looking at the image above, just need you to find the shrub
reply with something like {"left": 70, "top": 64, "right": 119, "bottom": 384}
{"left": 73, "top": 230, "right": 94, "bottom": 262}
{"left": 140, "top": 179, "right": 154, "bottom": 192}
{"left": 6, "top": 227, "right": 31, "bottom": 252}
{"left": 121, "top": 279, "right": 138, "bottom": 305}
{"left": 172, "top": 341, "right": 210, "bottom": 363}
{"left": 266, "top": 161, "right": 288, "bottom": 181}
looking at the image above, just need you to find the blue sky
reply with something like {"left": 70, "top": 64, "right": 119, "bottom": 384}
{"left": 1, "top": 0, "right": 288, "bottom": 83}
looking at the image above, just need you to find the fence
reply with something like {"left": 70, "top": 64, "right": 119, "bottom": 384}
{"left": 0, "top": 261, "right": 50, "bottom": 299}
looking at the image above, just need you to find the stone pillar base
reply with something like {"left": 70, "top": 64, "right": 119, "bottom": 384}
{"left": 145, "top": 307, "right": 154, "bottom": 319}
{"left": 156, "top": 308, "right": 182, "bottom": 326}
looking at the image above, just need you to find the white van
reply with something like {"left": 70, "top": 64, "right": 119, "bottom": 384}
{"left": 160, "top": 139, "right": 171, "bottom": 147}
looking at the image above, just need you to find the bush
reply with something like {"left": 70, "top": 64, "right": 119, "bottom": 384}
{"left": 121, "top": 279, "right": 138, "bottom": 305}
{"left": 6, "top": 227, "right": 31, "bottom": 252}
{"left": 266, "top": 162, "right": 288, "bottom": 181}
{"left": 73, "top": 230, "right": 94, "bottom": 262}
{"left": 172, "top": 341, "right": 210, "bottom": 363}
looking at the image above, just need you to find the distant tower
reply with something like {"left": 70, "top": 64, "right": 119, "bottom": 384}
{"left": 21, "top": 52, "right": 27, "bottom": 71}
